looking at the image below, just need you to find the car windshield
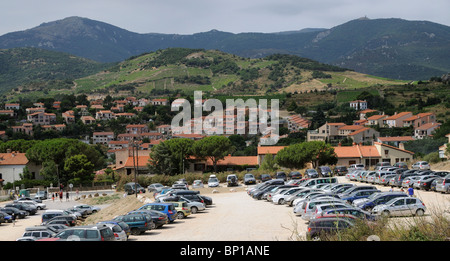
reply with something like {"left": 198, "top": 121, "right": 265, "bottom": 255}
{"left": 245, "top": 174, "right": 254, "bottom": 178}
{"left": 209, "top": 178, "right": 218, "bottom": 182}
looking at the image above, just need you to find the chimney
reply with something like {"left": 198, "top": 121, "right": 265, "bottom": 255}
{"left": 6, "top": 148, "right": 11, "bottom": 153}
{"left": 399, "top": 143, "right": 405, "bottom": 151}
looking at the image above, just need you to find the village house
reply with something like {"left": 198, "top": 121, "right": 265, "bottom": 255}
{"left": 366, "top": 114, "right": 388, "bottom": 126}
{"left": 286, "top": 114, "right": 310, "bottom": 132}
{"left": 0, "top": 110, "right": 14, "bottom": 117}
{"left": 383, "top": 112, "right": 413, "bottom": 128}
{"left": 151, "top": 98, "right": 169, "bottom": 106}
{"left": 4, "top": 103, "right": 20, "bottom": 110}
{"left": 62, "top": 110, "right": 75, "bottom": 124}
{"left": 92, "top": 132, "right": 115, "bottom": 145}
{"left": 414, "top": 122, "right": 441, "bottom": 139}
{"left": 81, "top": 116, "right": 96, "bottom": 125}
{"left": 402, "top": 112, "right": 436, "bottom": 128}
{"left": 27, "top": 111, "right": 56, "bottom": 125}
{"left": 377, "top": 136, "right": 415, "bottom": 148}
{"left": 12, "top": 123, "right": 34, "bottom": 136}
{"left": 0, "top": 151, "right": 42, "bottom": 184}
{"left": 438, "top": 134, "right": 450, "bottom": 159}
{"left": 307, "top": 122, "right": 379, "bottom": 144}
{"left": 349, "top": 100, "right": 368, "bottom": 110}
{"left": 95, "top": 110, "right": 115, "bottom": 121}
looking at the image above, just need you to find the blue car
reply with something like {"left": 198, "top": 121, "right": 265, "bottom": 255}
{"left": 353, "top": 192, "right": 408, "bottom": 211}
{"left": 340, "top": 189, "right": 380, "bottom": 204}
{"left": 138, "top": 203, "right": 177, "bottom": 222}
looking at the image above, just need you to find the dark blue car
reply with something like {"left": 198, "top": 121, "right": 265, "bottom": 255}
{"left": 340, "top": 189, "right": 380, "bottom": 203}
{"left": 138, "top": 203, "right": 177, "bottom": 222}
{"left": 353, "top": 192, "right": 408, "bottom": 211}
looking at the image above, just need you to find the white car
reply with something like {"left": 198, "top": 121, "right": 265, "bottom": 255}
{"left": 272, "top": 187, "right": 303, "bottom": 205}
{"left": 179, "top": 196, "right": 206, "bottom": 214}
{"left": 208, "top": 175, "right": 220, "bottom": 187}
{"left": 19, "top": 200, "right": 46, "bottom": 210}
{"left": 372, "top": 197, "right": 426, "bottom": 217}
{"left": 102, "top": 223, "right": 127, "bottom": 241}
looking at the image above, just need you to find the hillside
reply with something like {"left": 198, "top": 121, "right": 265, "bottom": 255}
{"left": 68, "top": 48, "right": 407, "bottom": 98}
{"left": 1, "top": 16, "right": 449, "bottom": 80}
{"left": 0, "top": 47, "right": 110, "bottom": 97}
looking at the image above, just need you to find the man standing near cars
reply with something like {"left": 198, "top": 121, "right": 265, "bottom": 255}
{"left": 407, "top": 185, "right": 414, "bottom": 197}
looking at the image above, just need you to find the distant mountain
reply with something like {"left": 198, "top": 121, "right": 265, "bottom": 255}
{"left": 0, "top": 47, "right": 110, "bottom": 94}
{"left": 1, "top": 16, "right": 449, "bottom": 80}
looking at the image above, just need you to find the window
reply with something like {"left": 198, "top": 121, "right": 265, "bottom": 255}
{"left": 86, "top": 230, "right": 99, "bottom": 239}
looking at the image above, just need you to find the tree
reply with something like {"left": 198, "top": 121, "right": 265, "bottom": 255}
{"left": 166, "top": 138, "right": 195, "bottom": 174}
{"left": 275, "top": 141, "right": 337, "bottom": 169}
{"left": 64, "top": 154, "right": 95, "bottom": 184}
{"left": 192, "top": 136, "right": 235, "bottom": 173}
{"left": 148, "top": 141, "right": 176, "bottom": 175}
{"left": 260, "top": 153, "right": 277, "bottom": 171}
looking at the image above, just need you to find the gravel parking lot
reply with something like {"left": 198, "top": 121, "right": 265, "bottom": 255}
{"left": 1, "top": 177, "right": 449, "bottom": 241}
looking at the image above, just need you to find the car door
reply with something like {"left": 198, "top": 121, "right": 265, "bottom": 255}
{"left": 404, "top": 198, "right": 418, "bottom": 216}
{"left": 389, "top": 198, "right": 405, "bottom": 216}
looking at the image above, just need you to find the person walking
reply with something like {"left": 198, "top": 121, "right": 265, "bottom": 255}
{"left": 52, "top": 193, "right": 55, "bottom": 202}
{"left": 66, "top": 191, "right": 70, "bottom": 201}
{"left": 59, "top": 191, "right": 63, "bottom": 202}
{"left": 407, "top": 185, "right": 414, "bottom": 197}
{"left": 11, "top": 212, "right": 16, "bottom": 226}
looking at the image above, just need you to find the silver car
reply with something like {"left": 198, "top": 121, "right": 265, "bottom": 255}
{"left": 372, "top": 197, "right": 426, "bottom": 217}
{"left": 306, "top": 202, "right": 353, "bottom": 221}
{"left": 412, "top": 161, "right": 430, "bottom": 170}
{"left": 435, "top": 175, "right": 450, "bottom": 193}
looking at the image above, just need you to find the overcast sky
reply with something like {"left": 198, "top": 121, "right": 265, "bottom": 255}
{"left": 1, "top": 0, "right": 449, "bottom": 36}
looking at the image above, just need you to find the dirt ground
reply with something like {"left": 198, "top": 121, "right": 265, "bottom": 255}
{"left": 1, "top": 177, "right": 449, "bottom": 241}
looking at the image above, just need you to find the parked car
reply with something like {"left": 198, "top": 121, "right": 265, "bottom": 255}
{"left": 317, "top": 166, "right": 333, "bottom": 177}
{"left": 418, "top": 176, "right": 440, "bottom": 191}
{"left": 295, "top": 197, "right": 347, "bottom": 217}
{"left": 390, "top": 171, "right": 419, "bottom": 187}
{"left": 289, "top": 171, "right": 302, "bottom": 179}
{"left": 124, "top": 182, "right": 146, "bottom": 195}
{"left": 379, "top": 174, "right": 397, "bottom": 186}
{"left": 430, "top": 178, "right": 441, "bottom": 191}
{"left": 353, "top": 192, "right": 408, "bottom": 211}
{"left": 138, "top": 203, "right": 177, "bottom": 222}
{"left": 42, "top": 215, "right": 77, "bottom": 226}
{"left": 315, "top": 207, "right": 377, "bottom": 221}
{"left": 306, "top": 217, "right": 354, "bottom": 240}
{"left": 23, "top": 200, "right": 46, "bottom": 210}
{"left": 435, "top": 175, "right": 450, "bottom": 194}
{"left": 303, "top": 202, "right": 351, "bottom": 221}
{"left": 1, "top": 207, "right": 28, "bottom": 219}
{"left": 412, "top": 161, "right": 430, "bottom": 170}
{"left": 348, "top": 164, "right": 365, "bottom": 171}
{"left": 275, "top": 171, "right": 287, "bottom": 181}
{"left": 333, "top": 166, "right": 348, "bottom": 176}
{"left": 375, "top": 162, "right": 391, "bottom": 170}
{"left": 244, "top": 173, "right": 256, "bottom": 185}
{"left": 100, "top": 223, "right": 128, "bottom": 241}
{"left": 208, "top": 175, "right": 220, "bottom": 187}
{"left": 393, "top": 162, "right": 408, "bottom": 169}
{"left": 412, "top": 175, "right": 438, "bottom": 189}
{"left": 5, "top": 203, "right": 37, "bottom": 215}
{"left": 192, "top": 180, "right": 204, "bottom": 188}
{"left": 167, "top": 201, "right": 191, "bottom": 219}
{"left": 337, "top": 185, "right": 377, "bottom": 198}
{"left": 98, "top": 220, "right": 131, "bottom": 238}
{"left": 127, "top": 210, "right": 168, "bottom": 229}
{"left": 113, "top": 214, "right": 153, "bottom": 235}
{"left": 21, "top": 226, "right": 57, "bottom": 240}
{"left": 44, "top": 224, "right": 115, "bottom": 241}
{"left": 401, "top": 176, "right": 422, "bottom": 188}
{"left": 304, "top": 169, "right": 319, "bottom": 178}
{"left": 340, "top": 189, "right": 380, "bottom": 204}
{"left": 372, "top": 197, "right": 426, "bottom": 217}
{"left": 272, "top": 187, "right": 304, "bottom": 205}
{"left": 73, "top": 204, "right": 100, "bottom": 215}
{"left": 147, "top": 183, "right": 165, "bottom": 193}
{"left": 226, "top": 174, "right": 239, "bottom": 187}
{"left": 34, "top": 191, "right": 48, "bottom": 200}
{"left": 260, "top": 174, "right": 272, "bottom": 182}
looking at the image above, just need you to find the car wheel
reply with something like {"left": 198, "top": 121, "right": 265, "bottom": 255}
{"left": 177, "top": 212, "right": 185, "bottom": 219}
{"left": 150, "top": 222, "right": 156, "bottom": 230}
{"left": 131, "top": 228, "right": 140, "bottom": 235}
{"left": 415, "top": 209, "right": 425, "bottom": 216}
{"left": 278, "top": 199, "right": 284, "bottom": 205}
{"left": 382, "top": 210, "right": 390, "bottom": 217}
{"left": 191, "top": 206, "right": 198, "bottom": 214}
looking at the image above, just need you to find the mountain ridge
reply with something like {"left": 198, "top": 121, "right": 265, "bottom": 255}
{"left": 1, "top": 16, "right": 449, "bottom": 80}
